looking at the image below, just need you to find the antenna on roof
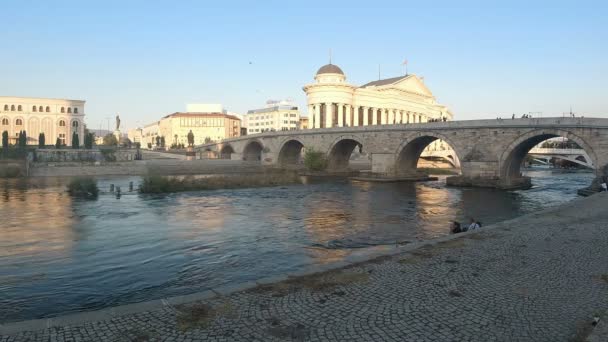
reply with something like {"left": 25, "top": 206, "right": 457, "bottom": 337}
{"left": 378, "top": 64, "right": 381, "bottom": 80}
{"left": 329, "top": 48, "right": 332, "bottom": 64}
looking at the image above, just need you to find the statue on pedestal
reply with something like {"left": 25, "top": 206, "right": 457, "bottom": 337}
{"left": 115, "top": 115, "right": 121, "bottom": 131}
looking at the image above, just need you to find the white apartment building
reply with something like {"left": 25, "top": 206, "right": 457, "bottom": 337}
{"left": 245, "top": 100, "right": 300, "bottom": 134}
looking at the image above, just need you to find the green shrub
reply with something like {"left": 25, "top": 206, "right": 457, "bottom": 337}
{"left": 67, "top": 177, "right": 99, "bottom": 198}
{"left": 100, "top": 148, "right": 117, "bottom": 162}
{"left": 303, "top": 149, "right": 328, "bottom": 171}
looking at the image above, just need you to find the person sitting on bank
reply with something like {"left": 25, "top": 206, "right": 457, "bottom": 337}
{"left": 468, "top": 218, "right": 480, "bottom": 231}
{"left": 450, "top": 221, "right": 462, "bottom": 234}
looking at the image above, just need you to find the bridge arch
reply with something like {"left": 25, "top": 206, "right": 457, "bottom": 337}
{"left": 278, "top": 138, "right": 305, "bottom": 167}
{"left": 243, "top": 140, "right": 264, "bottom": 162}
{"left": 327, "top": 135, "right": 366, "bottom": 171}
{"left": 499, "top": 129, "right": 599, "bottom": 184}
{"left": 219, "top": 144, "right": 234, "bottom": 159}
{"left": 395, "top": 131, "right": 462, "bottom": 174}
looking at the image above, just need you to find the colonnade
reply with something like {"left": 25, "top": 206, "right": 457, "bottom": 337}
{"left": 308, "top": 103, "right": 427, "bottom": 129}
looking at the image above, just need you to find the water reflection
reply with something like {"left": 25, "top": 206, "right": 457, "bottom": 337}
{"left": 0, "top": 170, "right": 593, "bottom": 322}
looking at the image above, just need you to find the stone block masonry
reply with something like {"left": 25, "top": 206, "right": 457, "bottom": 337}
{"left": 201, "top": 117, "right": 608, "bottom": 189}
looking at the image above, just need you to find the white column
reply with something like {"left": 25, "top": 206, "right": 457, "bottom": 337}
{"left": 325, "top": 103, "right": 333, "bottom": 128}
{"left": 345, "top": 105, "right": 352, "bottom": 127}
{"left": 370, "top": 108, "right": 377, "bottom": 125}
{"left": 353, "top": 106, "right": 359, "bottom": 126}
{"left": 337, "top": 104, "right": 344, "bottom": 127}
{"left": 362, "top": 107, "right": 369, "bottom": 126}
{"left": 381, "top": 109, "right": 387, "bottom": 125}
{"left": 308, "top": 104, "right": 314, "bottom": 127}
{"left": 389, "top": 109, "right": 395, "bottom": 124}
{"left": 314, "top": 104, "right": 321, "bottom": 129}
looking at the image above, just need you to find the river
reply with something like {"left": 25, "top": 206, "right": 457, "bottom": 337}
{"left": 0, "top": 169, "right": 594, "bottom": 323}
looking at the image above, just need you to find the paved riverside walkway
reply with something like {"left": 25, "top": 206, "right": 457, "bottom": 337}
{"left": 2, "top": 193, "right": 608, "bottom": 342}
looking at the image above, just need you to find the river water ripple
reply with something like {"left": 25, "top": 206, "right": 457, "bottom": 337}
{"left": 0, "top": 170, "right": 593, "bottom": 322}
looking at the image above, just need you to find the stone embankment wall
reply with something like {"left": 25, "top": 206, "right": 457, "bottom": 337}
{"left": 35, "top": 149, "right": 139, "bottom": 162}
{"left": 29, "top": 160, "right": 266, "bottom": 177}
{"left": 0, "top": 160, "right": 26, "bottom": 177}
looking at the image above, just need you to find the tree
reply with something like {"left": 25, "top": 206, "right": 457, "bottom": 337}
{"left": 55, "top": 137, "right": 61, "bottom": 149}
{"left": 84, "top": 132, "right": 94, "bottom": 149}
{"left": 18, "top": 130, "right": 27, "bottom": 148}
{"left": 38, "top": 133, "right": 45, "bottom": 148}
{"left": 103, "top": 133, "right": 118, "bottom": 146}
{"left": 72, "top": 132, "right": 80, "bottom": 149}
{"left": 2, "top": 131, "right": 8, "bottom": 149}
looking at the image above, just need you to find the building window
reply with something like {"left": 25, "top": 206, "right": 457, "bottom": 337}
{"left": 1, "top": 118, "right": 8, "bottom": 125}
{"left": 67, "top": 108, "right": 72, "bottom": 114}
{"left": 11, "top": 105, "right": 15, "bottom": 111}
{"left": 72, "top": 121, "right": 78, "bottom": 127}
{"left": 33, "top": 106, "right": 37, "bottom": 112}
{"left": 17, "top": 105, "right": 22, "bottom": 111}
{"left": 61, "top": 107, "right": 65, "bottom": 113}
{"left": 3, "top": 105, "right": 7, "bottom": 111}
{"left": 58, "top": 133, "right": 66, "bottom": 145}
{"left": 40, "top": 106, "right": 44, "bottom": 112}
{"left": 46, "top": 106, "right": 50, "bottom": 112}
{"left": 59, "top": 120, "right": 66, "bottom": 127}
{"left": 74, "top": 108, "right": 78, "bottom": 113}
{"left": 15, "top": 119, "right": 23, "bottom": 125}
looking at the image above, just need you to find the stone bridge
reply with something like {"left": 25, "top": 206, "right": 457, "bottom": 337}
{"left": 198, "top": 117, "right": 608, "bottom": 189}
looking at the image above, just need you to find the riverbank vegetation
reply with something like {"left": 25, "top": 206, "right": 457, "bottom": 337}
{"left": 138, "top": 172, "right": 302, "bottom": 194}
{"left": 303, "top": 149, "right": 328, "bottom": 171}
{"left": 67, "top": 177, "right": 99, "bottom": 198}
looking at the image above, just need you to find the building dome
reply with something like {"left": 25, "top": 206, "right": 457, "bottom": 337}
{"left": 316, "top": 64, "right": 344, "bottom": 75}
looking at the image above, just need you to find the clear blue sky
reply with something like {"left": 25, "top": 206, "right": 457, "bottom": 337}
{"left": 1, "top": 0, "right": 606, "bottom": 130}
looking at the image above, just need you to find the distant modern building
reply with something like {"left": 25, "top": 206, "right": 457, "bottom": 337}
{"left": 299, "top": 117, "right": 309, "bottom": 130}
{"left": 303, "top": 63, "right": 452, "bottom": 129}
{"left": 0, "top": 96, "right": 85, "bottom": 146}
{"left": 244, "top": 100, "right": 300, "bottom": 134}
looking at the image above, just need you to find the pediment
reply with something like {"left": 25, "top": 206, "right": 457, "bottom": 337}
{"left": 390, "top": 75, "right": 434, "bottom": 97}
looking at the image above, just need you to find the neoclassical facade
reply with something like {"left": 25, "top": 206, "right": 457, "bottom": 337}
{"left": 303, "top": 64, "right": 452, "bottom": 129}
{"left": 0, "top": 96, "right": 85, "bottom": 146}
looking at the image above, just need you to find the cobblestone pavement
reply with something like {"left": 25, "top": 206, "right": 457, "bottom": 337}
{"left": 2, "top": 193, "right": 608, "bottom": 341}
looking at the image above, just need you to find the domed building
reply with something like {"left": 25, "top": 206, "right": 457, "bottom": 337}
{"left": 303, "top": 63, "right": 452, "bottom": 129}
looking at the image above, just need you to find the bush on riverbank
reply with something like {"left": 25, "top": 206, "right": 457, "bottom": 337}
{"left": 303, "top": 149, "right": 328, "bottom": 171}
{"left": 139, "top": 172, "right": 301, "bottom": 194}
{"left": 67, "top": 177, "right": 99, "bottom": 198}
